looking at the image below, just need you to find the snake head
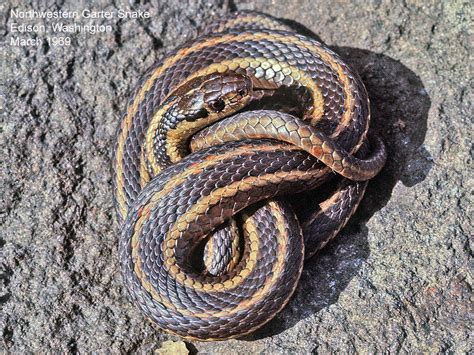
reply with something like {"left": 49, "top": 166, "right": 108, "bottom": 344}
{"left": 175, "top": 72, "right": 252, "bottom": 121}
{"left": 201, "top": 72, "right": 252, "bottom": 115}
{"left": 150, "top": 72, "right": 253, "bottom": 167}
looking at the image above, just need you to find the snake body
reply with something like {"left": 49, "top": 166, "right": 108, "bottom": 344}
{"left": 113, "top": 11, "right": 386, "bottom": 340}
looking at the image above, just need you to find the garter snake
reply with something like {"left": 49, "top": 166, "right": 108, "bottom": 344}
{"left": 113, "top": 11, "right": 386, "bottom": 340}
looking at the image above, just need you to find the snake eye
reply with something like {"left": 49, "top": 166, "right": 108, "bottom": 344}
{"left": 238, "top": 89, "right": 246, "bottom": 96}
{"left": 210, "top": 99, "right": 225, "bottom": 112}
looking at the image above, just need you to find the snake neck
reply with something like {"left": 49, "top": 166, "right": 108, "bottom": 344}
{"left": 149, "top": 102, "right": 204, "bottom": 168}
{"left": 147, "top": 102, "right": 236, "bottom": 172}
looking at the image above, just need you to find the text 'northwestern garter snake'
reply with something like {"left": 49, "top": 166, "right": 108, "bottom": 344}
{"left": 112, "top": 11, "right": 387, "bottom": 340}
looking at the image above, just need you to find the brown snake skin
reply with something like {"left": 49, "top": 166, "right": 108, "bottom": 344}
{"left": 112, "top": 11, "right": 387, "bottom": 340}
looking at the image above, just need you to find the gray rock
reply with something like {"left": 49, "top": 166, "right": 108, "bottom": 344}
{"left": 1, "top": 0, "right": 471, "bottom": 353}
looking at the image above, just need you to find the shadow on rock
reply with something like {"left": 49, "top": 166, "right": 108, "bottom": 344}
{"left": 242, "top": 43, "right": 432, "bottom": 340}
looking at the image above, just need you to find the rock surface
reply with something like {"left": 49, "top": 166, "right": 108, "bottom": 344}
{"left": 1, "top": 0, "right": 471, "bottom": 353}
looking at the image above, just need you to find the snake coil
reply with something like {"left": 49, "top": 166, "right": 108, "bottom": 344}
{"left": 113, "top": 11, "right": 386, "bottom": 340}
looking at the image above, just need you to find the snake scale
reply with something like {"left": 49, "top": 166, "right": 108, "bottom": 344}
{"left": 112, "top": 11, "right": 386, "bottom": 340}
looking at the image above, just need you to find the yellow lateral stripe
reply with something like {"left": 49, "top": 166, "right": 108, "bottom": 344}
{"left": 139, "top": 147, "right": 152, "bottom": 187}
{"left": 143, "top": 101, "right": 174, "bottom": 174}
{"left": 204, "top": 236, "right": 214, "bottom": 272}
{"left": 227, "top": 219, "right": 241, "bottom": 272}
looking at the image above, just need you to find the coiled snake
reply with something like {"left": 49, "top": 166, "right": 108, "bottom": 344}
{"left": 112, "top": 11, "right": 386, "bottom": 340}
